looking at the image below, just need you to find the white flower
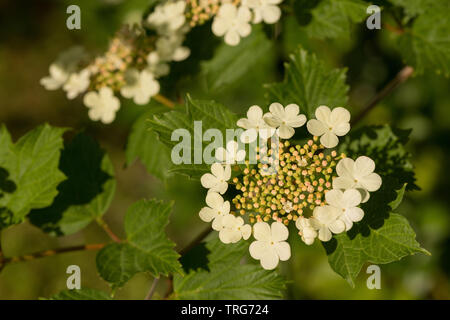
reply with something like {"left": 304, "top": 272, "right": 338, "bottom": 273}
{"left": 307, "top": 106, "right": 351, "bottom": 148}
{"left": 83, "top": 87, "right": 120, "bottom": 124}
{"left": 309, "top": 205, "right": 346, "bottom": 242}
{"left": 212, "top": 4, "right": 252, "bottom": 46}
{"left": 120, "top": 69, "right": 160, "bottom": 105}
{"left": 244, "top": 0, "right": 283, "bottom": 24}
{"left": 333, "top": 156, "right": 382, "bottom": 203}
{"left": 200, "top": 163, "right": 231, "bottom": 194}
{"left": 199, "top": 192, "right": 230, "bottom": 230}
{"left": 146, "top": 52, "right": 170, "bottom": 77}
{"left": 218, "top": 214, "right": 251, "bottom": 244}
{"left": 215, "top": 140, "right": 246, "bottom": 164}
{"left": 325, "top": 189, "right": 364, "bottom": 231}
{"left": 237, "top": 105, "right": 275, "bottom": 143}
{"left": 40, "top": 64, "right": 70, "bottom": 90}
{"left": 155, "top": 34, "right": 190, "bottom": 62}
{"left": 295, "top": 216, "right": 317, "bottom": 245}
{"left": 63, "top": 68, "right": 90, "bottom": 99}
{"left": 263, "top": 103, "right": 306, "bottom": 139}
{"left": 249, "top": 221, "right": 291, "bottom": 270}
{"left": 282, "top": 201, "right": 293, "bottom": 213}
{"left": 147, "top": 1, "right": 186, "bottom": 33}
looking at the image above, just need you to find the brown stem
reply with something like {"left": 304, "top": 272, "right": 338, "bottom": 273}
{"left": 0, "top": 243, "right": 105, "bottom": 270}
{"left": 351, "top": 66, "right": 414, "bottom": 126}
{"left": 154, "top": 94, "right": 176, "bottom": 109}
{"left": 96, "top": 217, "right": 122, "bottom": 243}
{"left": 144, "top": 278, "right": 159, "bottom": 300}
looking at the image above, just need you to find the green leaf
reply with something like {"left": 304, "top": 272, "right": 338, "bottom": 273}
{"left": 324, "top": 212, "right": 429, "bottom": 287}
{"left": 389, "top": 0, "right": 449, "bottom": 16}
{"left": 49, "top": 288, "right": 112, "bottom": 300}
{"left": 339, "top": 125, "right": 418, "bottom": 191}
{"left": 96, "top": 199, "right": 182, "bottom": 288}
{"left": 199, "top": 26, "right": 274, "bottom": 94}
{"left": 29, "top": 133, "right": 116, "bottom": 236}
{"left": 0, "top": 124, "right": 67, "bottom": 229}
{"left": 126, "top": 105, "right": 173, "bottom": 181}
{"left": 173, "top": 236, "right": 286, "bottom": 299}
{"left": 148, "top": 96, "right": 238, "bottom": 179}
{"left": 265, "top": 48, "right": 349, "bottom": 118}
{"left": 305, "top": 0, "right": 367, "bottom": 40}
{"left": 396, "top": 8, "right": 450, "bottom": 76}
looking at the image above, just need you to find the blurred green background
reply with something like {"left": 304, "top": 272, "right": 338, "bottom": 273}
{"left": 0, "top": 0, "right": 448, "bottom": 299}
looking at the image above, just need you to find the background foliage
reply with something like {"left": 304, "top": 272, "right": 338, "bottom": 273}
{"left": 0, "top": 0, "right": 449, "bottom": 299}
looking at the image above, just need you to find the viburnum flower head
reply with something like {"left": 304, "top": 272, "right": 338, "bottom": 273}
{"left": 237, "top": 105, "right": 275, "bottom": 143}
{"left": 307, "top": 105, "right": 351, "bottom": 148}
{"left": 249, "top": 222, "right": 291, "bottom": 270}
{"left": 120, "top": 69, "right": 160, "bottom": 105}
{"left": 218, "top": 214, "right": 251, "bottom": 244}
{"left": 215, "top": 140, "right": 246, "bottom": 164}
{"left": 212, "top": 3, "right": 252, "bottom": 46}
{"left": 200, "top": 163, "right": 231, "bottom": 194}
{"left": 333, "top": 156, "right": 382, "bottom": 203}
{"left": 263, "top": 103, "right": 306, "bottom": 139}
{"left": 63, "top": 68, "right": 90, "bottom": 100}
{"left": 83, "top": 87, "right": 120, "bottom": 124}
{"left": 199, "top": 192, "right": 231, "bottom": 230}
{"left": 325, "top": 189, "right": 364, "bottom": 231}
{"left": 309, "top": 205, "right": 346, "bottom": 242}
{"left": 244, "top": 0, "right": 283, "bottom": 24}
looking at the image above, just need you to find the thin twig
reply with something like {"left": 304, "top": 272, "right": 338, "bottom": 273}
{"left": 178, "top": 226, "right": 213, "bottom": 256}
{"left": 351, "top": 66, "right": 414, "bottom": 126}
{"left": 154, "top": 94, "right": 176, "bottom": 109}
{"left": 0, "top": 243, "right": 105, "bottom": 270}
{"left": 144, "top": 278, "right": 159, "bottom": 300}
{"left": 96, "top": 217, "right": 122, "bottom": 243}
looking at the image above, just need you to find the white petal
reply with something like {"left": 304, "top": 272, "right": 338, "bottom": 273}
{"left": 247, "top": 105, "right": 264, "bottom": 122}
{"left": 263, "top": 114, "right": 282, "bottom": 128}
{"left": 346, "top": 207, "right": 364, "bottom": 223}
{"left": 201, "top": 173, "right": 218, "bottom": 189}
{"left": 271, "top": 222, "right": 289, "bottom": 242}
{"left": 259, "top": 250, "right": 279, "bottom": 270}
{"left": 199, "top": 207, "right": 216, "bottom": 222}
{"left": 359, "top": 188, "right": 371, "bottom": 203}
{"left": 274, "top": 242, "right": 291, "bottom": 261}
{"left": 223, "top": 164, "right": 231, "bottom": 180}
{"left": 212, "top": 18, "right": 228, "bottom": 36}
{"left": 315, "top": 105, "right": 331, "bottom": 123}
{"left": 284, "top": 104, "right": 300, "bottom": 117}
{"left": 287, "top": 115, "right": 306, "bottom": 128}
{"left": 238, "top": 22, "right": 252, "bottom": 37}
{"left": 354, "top": 156, "right": 375, "bottom": 177}
{"left": 241, "top": 224, "right": 252, "bottom": 240}
{"left": 330, "top": 107, "right": 351, "bottom": 125}
{"left": 336, "top": 157, "right": 355, "bottom": 177}
{"left": 262, "top": 5, "right": 281, "bottom": 24}
{"left": 320, "top": 131, "right": 339, "bottom": 148}
{"left": 206, "top": 192, "right": 223, "bottom": 209}
{"left": 224, "top": 30, "right": 240, "bottom": 46}
{"left": 325, "top": 189, "right": 343, "bottom": 208}
{"left": 214, "top": 181, "right": 228, "bottom": 195}
{"left": 253, "top": 222, "right": 271, "bottom": 241}
{"left": 278, "top": 125, "right": 295, "bottom": 139}
{"left": 342, "top": 189, "right": 362, "bottom": 207}
{"left": 240, "top": 129, "right": 257, "bottom": 143}
{"left": 332, "top": 176, "right": 355, "bottom": 190}
{"left": 211, "top": 162, "right": 224, "bottom": 178}
{"left": 333, "top": 122, "right": 350, "bottom": 136}
{"left": 359, "top": 173, "right": 382, "bottom": 192}
{"left": 329, "top": 219, "right": 346, "bottom": 234}
{"left": 249, "top": 240, "right": 269, "bottom": 259}
{"left": 215, "top": 147, "right": 227, "bottom": 162}
{"left": 318, "top": 227, "right": 332, "bottom": 242}
{"left": 269, "top": 102, "right": 284, "bottom": 118}
{"left": 307, "top": 119, "right": 327, "bottom": 136}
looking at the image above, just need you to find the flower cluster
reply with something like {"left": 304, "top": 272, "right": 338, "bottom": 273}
{"left": 198, "top": 103, "right": 382, "bottom": 270}
{"left": 41, "top": 1, "right": 285, "bottom": 123}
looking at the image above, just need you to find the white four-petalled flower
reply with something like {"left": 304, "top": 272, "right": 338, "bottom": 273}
{"left": 215, "top": 140, "right": 246, "bottom": 164}
{"left": 309, "top": 205, "right": 346, "bottom": 242}
{"left": 83, "top": 87, "right": 120, "bottom": 124}
{"left": 307, "top": 105, "right": 351, "bottom": 148}
{"left": 237, "top": 105, "right": 275, "bottom": 143}
{"left": 218, "top": 214, "right": 252, "bottom": 244}
{"left": 333, "top": 156, "right": 382, "bottom": 203}
{"left": 249, "top": 221, "right": 291, "bottom": 270}
{"left": 120, "top": 69, "right": 160, "bottom": 105}
{"left": 244, "top": 0, "right": 283, "bottom": 24}
{"left": 263, "top": 103, "right": 306, "bottom": 139}
{"left": 325, "top": 189, "right": 364, "bottom": 231}
{"left": 200, "top": 163, "right": 231, "bottom": 194}
{"left": 212, "top": 3, "right": 252, "bottom": 46}
{"left": 199, "top": 192, "right": 231, "bottom": 230}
